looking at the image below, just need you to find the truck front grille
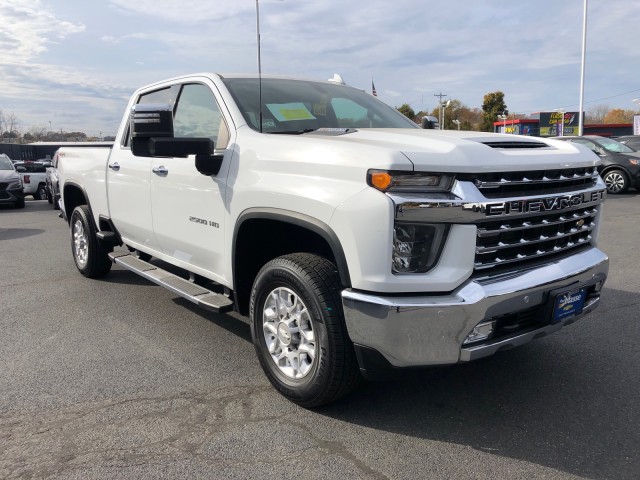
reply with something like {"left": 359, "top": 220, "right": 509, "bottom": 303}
{"left": 465, "top": 166, "right": 603, "bottom": 272}
{"left": 0, "top": 182, "right": 7, "bottom": 191}
{"left": 475, "top": 206, "right": 598, "bottom": 270}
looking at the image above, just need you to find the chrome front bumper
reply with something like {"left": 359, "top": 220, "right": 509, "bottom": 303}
{"left": 342, "top": 247, "right": 608, "bottom": 368}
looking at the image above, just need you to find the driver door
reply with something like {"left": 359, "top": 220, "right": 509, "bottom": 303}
{"left": 150, "top": 82, "right": 233, "bottom": 283}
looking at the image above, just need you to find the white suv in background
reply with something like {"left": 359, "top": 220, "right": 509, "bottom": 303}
{"left": 0, "top": 154, "right": 25, "bottom": 208}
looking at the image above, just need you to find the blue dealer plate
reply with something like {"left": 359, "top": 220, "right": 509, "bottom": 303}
{"left": 552, "top": 288, "right": 587, "bottom": 322}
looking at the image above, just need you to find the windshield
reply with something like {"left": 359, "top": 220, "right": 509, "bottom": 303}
{"left": 0, "top": 157, "right": 14, "bottom": 170}
{"left": 595, "top": 137, "right": 635, "bottom": 153}
{"left": 222, "top": 78, "right": 418, "bottom": 133}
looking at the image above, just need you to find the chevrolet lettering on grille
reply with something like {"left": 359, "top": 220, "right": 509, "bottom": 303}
{"left": 485, "top": 190, "right": 605, "bottom": 216}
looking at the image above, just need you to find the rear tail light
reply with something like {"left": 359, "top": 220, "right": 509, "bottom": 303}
{"left": 24, "top": 175, "right": 31, "bottom": 183}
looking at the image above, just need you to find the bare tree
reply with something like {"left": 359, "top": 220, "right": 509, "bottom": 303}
{"left": 585, "top": 104, "right": 610, "bottom": 124}
{"left": 28, "top": 126, "right": 48, "bottom": 141}
{"left": 5, "top": 112, "right": 19, "bottom": 141}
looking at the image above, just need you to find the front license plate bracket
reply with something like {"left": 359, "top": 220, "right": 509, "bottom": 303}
{"left": 552, "top": 287, "right": 587, "bottom": 323}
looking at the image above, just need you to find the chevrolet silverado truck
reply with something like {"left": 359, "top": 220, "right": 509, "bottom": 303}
{"left": 15, "top": 160, "right": 50, "bottom": 200}
{"left": 57, "top": 73, "right": 609, "bottom": 407}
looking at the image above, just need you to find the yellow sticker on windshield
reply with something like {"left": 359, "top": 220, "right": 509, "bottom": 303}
{"left": 266, "top": 103, "right": 316, "bottom": 122}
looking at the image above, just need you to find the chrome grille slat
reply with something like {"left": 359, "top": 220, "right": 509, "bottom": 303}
{"left": 460, "top": 166, "right": 600, "bottom": 199}
{"left": 477, "top": 208, "right": 598, "bottom": 238}
{"left": 476, "top": 224, "right": 595, "bottom": 254}
{"left": 475, "top": 235, "right": 592, "bottom": 270}
{"left": 477, "top": 171, "right": 597, "bottom": 189}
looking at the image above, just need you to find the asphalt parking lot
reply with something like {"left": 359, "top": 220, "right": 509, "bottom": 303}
{"left": 1, "top": 195, "right": 639, "bottom": 479}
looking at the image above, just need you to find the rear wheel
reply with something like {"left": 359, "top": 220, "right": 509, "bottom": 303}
{"left": 250, "top": 253, "right": 359, "bottom": 408}
{"left": 70, "top": 205, "right": 112, "bottom": 278}
{"left": 602, "top": 169, "right": 629, "bottom": 194}
{"left": 35, "top": 185, "right": 48, "bottom": 200}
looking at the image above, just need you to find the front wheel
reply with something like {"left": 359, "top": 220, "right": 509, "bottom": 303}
{"left": 250, "top": 253, "right": 359, "bottom": 408}
{"left": 70, "top": 205, "right": 112, "bottom": 278}
{"left": 602, "top": 169, "right": 629, "bottom": 194}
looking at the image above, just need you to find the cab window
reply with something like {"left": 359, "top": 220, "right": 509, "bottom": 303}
{"left": 174, "top": 84, "right": 230, "bottom": 149}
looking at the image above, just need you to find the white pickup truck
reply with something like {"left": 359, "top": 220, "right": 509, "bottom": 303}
{"left": 15, "top": 160, "right": 50, "bottom": 200}
{"left": 57, "top": 73, "right": 609, "bottom": 407}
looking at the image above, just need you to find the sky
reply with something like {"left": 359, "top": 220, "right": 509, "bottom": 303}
{"left": 1, "top": 0, "right": 638, "bottom": 137}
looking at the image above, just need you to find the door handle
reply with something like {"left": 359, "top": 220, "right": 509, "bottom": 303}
{"left": 108, "top": 162, "right": 120, "bottom": 171}
{"left": 152, "top": 166, "right": 168, "bottom": 176}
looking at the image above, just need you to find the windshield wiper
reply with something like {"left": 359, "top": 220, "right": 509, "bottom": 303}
{"left": 266, "top": 129, "right": 318, "bottom": 135}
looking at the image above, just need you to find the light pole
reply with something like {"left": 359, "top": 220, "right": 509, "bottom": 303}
{"left": 452, "top": 119, "right": 461, "bottom": 130}
{"left": 498, "top": 114, "right": 507, "bottom": 134}
{"left": 554, "top": 109, "right": 565, "bottom": 136}
{"left": 578, "top": 0, "right": 588, "bottom": 136}
{"left": 434, "top": 93, "right": 447, "bottom": 129}
{"left": 441, "top": 100, "right": 451, "bottom": 130}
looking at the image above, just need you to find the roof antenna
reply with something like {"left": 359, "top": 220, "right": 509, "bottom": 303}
{"left": 255, "top": 0, "right": 263, "bottom": 133}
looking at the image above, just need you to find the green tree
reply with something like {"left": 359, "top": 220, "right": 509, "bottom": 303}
{"left": 481, "top": 91, "right": 508, "bottom": 132}
{"left": 425, "top": 99, "right": 482, "bottom": 130}
{"left": 396, "top": 103, "right": 416, "bottom": 122}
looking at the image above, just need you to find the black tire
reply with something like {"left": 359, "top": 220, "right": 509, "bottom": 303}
{"left": 250, "top": 253, "right": 359, "bottom": 408}
{"left": 15, "top": 198, "right": 25, "bottom": 209}
{"left": 602, "top": 169, "right": 629, "bottom": 194}
{"left": 35, "top": 185, "right": 48, "bottom": 200}
{"left": 70, "top": 205, "right": 112, "bottom": 278}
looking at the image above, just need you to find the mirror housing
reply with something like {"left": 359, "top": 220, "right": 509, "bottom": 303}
{"left": 421, "top": 115, "right": 440, "bottom": 130}
{"left": 132, "top": 137, "right": 214, "bottom": 158}
{"left": 130, "top": 103, "right": 174, "bottom": 138}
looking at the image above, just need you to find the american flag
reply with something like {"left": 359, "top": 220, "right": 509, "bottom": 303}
{"left": 372, "top": 80, "right": 377, "bottom": 97}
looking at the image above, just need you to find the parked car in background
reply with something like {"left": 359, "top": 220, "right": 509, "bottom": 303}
{"left": 0, "top": 154, "right": 25, "bottom": 208}
{"left": 554, "top": 135, "right": 640, "bottom": 193}
{"left": 14, "top": 160, "right": 50, "bottom": 200}
{"left": 46, "top": 151, "right": 61, "bottom": 209}
{"left": 615, "top": 135, "right": 640, "bottom": 151}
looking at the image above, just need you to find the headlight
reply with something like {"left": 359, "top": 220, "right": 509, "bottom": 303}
{"left": 7, "top": 180, "right": 22, "bottom": 189}
{"left": 392, "top": 223, "right": 449, "bottom": 273}
{"left": 368, "top": 170, "right": 454, "bottom": 193}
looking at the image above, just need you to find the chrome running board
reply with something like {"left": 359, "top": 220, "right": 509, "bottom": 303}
{"left": 108, "top": 252, "right": 234, "bottom": 313}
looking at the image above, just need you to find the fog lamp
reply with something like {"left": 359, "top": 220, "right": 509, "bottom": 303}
{"left": 463, "top": 320, "right": 496, "bottom": 345}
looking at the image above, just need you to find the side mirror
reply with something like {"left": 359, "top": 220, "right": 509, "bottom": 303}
{"left": 421, "top": 115, "right": 440, "bottom": 129}
{"left": 131, "top": 137, "right": 214, "bottom": 158}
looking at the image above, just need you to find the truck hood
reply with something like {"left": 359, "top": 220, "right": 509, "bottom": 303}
{"left": 304, "top": 128, "right": 600, "bottom": 172}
